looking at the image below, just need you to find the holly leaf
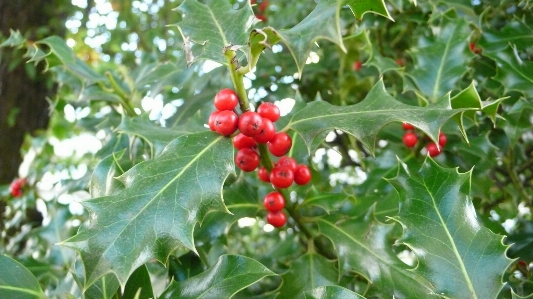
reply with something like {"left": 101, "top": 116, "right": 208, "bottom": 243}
{"left": 175, "top": 0, "right": 254, "bottom": 66}
{"left": 0, "top": 255, "right": 46, "bottom": 299}
{"left": 387, "top": 158, "right": 512, "bottom": 298}
{"left": 502, "top": 98, "right": 533, "bottom": 146}
{"left": 276, "top": 251, "right": 338, "bottom": 299}
{"left": 513, "top": 291, "right": 533, "bottom": 299}
{"left": 300, "top": 188, "right": 351, "bottom": 214}
{"left": 195, "top": 175, "right": 261, "bottom": 244}
{"left": 285, "top": 79, "right": 471, "bottom": 155}
{"left": 451, "top": 82, "right": 506, "bottom": 127}
{"left": 275, "top": 0, "right": 345, "bottom": 76}
{"left": 61, "top": 131, "right": 235, "bottom": 288}
{"left": 484, "top": 47, "right": 533, "bottom": 98}
{"left": 0, "top": 29, "right": 25, "bottom": 48}
{"left": 90, "top": 149, "right": 130, "bottom": 197}
{"left": 479, "top": 18, "right": 533, "bottom": 52}
{"left": 344, "top": 0, "right": 393, "bottom": 20}
{"left": 116, "top": 115, "right": 191, "bottom": 157}
{"left": 304, "top": 285, "right": 366, "bottom": 299}
{"left": 73, "top": 257, "right": 120, "bottom": 299}
{"left": 121, "top": 265, "right": 153, "bottom": 299}
{"left": 316, "top": 211, "right": 437, "bottom": 298}
{"left": 160, "top": 255, "right": 276, "bottom": 299}
{"left": 407, "top": 17, "right": 471, "bottom": 101}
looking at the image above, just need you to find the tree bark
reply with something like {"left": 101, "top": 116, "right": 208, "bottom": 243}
{"left": 0, "top": 0, "right": 67, "bottom": 184}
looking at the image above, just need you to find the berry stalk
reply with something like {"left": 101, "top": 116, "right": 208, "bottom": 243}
{"left": 105, "top": 72, "right": 137, "bottom": 117}
{"left": 223, "top": 44, "right": 320, "bottom": 251}
{"left": 224, "top": 47, "right": 250, "bottom": 112}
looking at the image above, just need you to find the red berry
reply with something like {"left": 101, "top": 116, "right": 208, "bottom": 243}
{"left": 11, "top": 178, "right": 25, "bottom": 190}
{"left": 294, "top": 165, "right": 312, "bottom": 185}
{"left": 208, "top": 111, "right": 220, "bottom": 131}
{"left": 469, "top": 43, "right": 481, "bottom": 54}
{"left": 276, "top": 156, "right": 297, "bottom": 172}
{"left": 259, "top": 0, "right": 268, "bottom": 11}
{"left": 233, "top": 133, "right": 256, "bottom": 149}
{"left": 268, "top": 132, "right": 292, "bottom": 157}
{"left": 253, "top": 118, "right": 276, "bottom": 143}
{"left": 353, "top": 61, "right": 362, "bottom": 71}
{"left": 238, "top": 111, "right": 264, "bottom": 137}
{"left": 214, "top": 89, "right": 239, "bottom": 111}
{"left": 255, "top": 14, "right": 267, "bottom": 22}
{"left": 258, "top": 167, "right": 270, "bottom": 182}
{"left": 438, "top": 132, "right": 447, "bottom": 147}
{"left": 263, "top": 191, "right": 285, "bottom": 212}
{"left": 395, "top": 58, "right": 405, "bottom": 67}
{"left": 11, "top": 188, "right": 22, "bottom": 197}
{"left": 257, "top": 102, "right": 280, "bottom": 122}
{"left": 270, "top": 166, "right": 294, "bottom": 188}
{"left": 235, "top": 148, "right": 260, "bottom": 172}
{"left": 402, "top": 122, "right": 415, "bottom": 130}
{"left": 267, "top": 211, "right": 286, "bottom": 227}
{"left": 426, "top": 143, "right": 441, "bottom": 157}
{"left": 403, "top": 132, "right": 418, "bottom": 148}
{"left": 214, "top": 110, "right": 238, "bottom": 136}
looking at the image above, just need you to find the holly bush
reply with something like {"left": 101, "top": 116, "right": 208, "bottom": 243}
{"left": 1, "top": 0, "right": 532, "bottom": 298}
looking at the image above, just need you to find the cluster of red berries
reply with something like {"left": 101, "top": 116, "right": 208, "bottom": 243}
{"left": 9, "top": 178, "right": 26, "bottom": 197}
{"left": 401, "top": 123, "right": 447, "bottom": 157}
{"left": 208, "top": 88, "right": 312, "bottom": 228}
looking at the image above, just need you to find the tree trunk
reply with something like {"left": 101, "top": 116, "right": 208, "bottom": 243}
{"left": 0, "top": 0, "right": 67, "bottom": 184}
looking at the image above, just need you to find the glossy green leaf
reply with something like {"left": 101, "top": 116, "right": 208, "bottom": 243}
{"left": 0, "top": 29, "right": 25, "bottom": 48}
{"left": 275, "top": 0, "right": 345, "bottom": 76}
{"left": 195, "top": 175, "right": 261, "bottom": 244}
{"left": 276, "top": 251, "right": 338, "bottom": 299}
{"left": 134, "top": 62, "right": 185, "bottom": 88}
{"left": 317, "top": 212, "right": 437, "bottom": 298}
{"left": 0, "top": 255, "right": 46, "bottom": 299}
{"left": 479, "top": 18, "right": 533, "bottom": 52}
{"left": 304, "top": 285, "right": 366, "bottom": 299}
{"left": 451, "top": 82, "right": 506, "bottom": 128}
{"left": 73, "top": 257, "right": 120, "bottom": 299}
{"left": 512, "top": 291, "right": 533, "bottom": 299}
{"left": 34, "top": 35, "right": 76, "bottom": 70}
{"left": 407, "top": 18, "right": 471, "bottom": 101}
{"left": 484, "top": 48, "right": 533, "bottom": 98}
{"left": 344, "top": 0, "right": 393, "bottom": 20}
{"left": 300, "top": 188, "right": 350, "bottom": 214}
{"left": 285, "top": 79, "right": 470, "bottom": 154}
{"left": 90, "top": 149, "right": 129, "bottom": 197}
{"left": 160, "top": 255, "right": 276, "bottom": 299}
{"left": 502, "top": 99, "right": 533, "bottom": 146}
{"left": 175, "top": 0, "right": 254, "bottom": 66}
{"left": 116, "top": 116, "right": 191, "bottom": 157}
{"left": 246, "top": 28, "right": 281, "bottom": 72}
{"left": 387, "top": 158, "right": 512, "bottom": 298}
{"left": 121, "top": 265, "right": 153, "bottom": 299}
{"left": 61, "top": 131, "right": 235, "bottom": 288}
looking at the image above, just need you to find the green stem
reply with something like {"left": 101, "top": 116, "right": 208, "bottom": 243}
{"left": 105, "top": 72, "right": 137, "bottom": 117}
{"left": 224, "top": 47, "right": 250, "bottom": 112}
{"left": 223, "top": 44, "right": 326, "bottom": 254}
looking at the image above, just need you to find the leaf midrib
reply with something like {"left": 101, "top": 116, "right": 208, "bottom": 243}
{"left": 432, "top": 31, "right": 454, "bottom": 101}
{"left": 207, "top": 4, "right": 228, "bottom": 46}
{"left": 318, "top": 219, "right": 426, "bottom": 286}
{"left": 288, "top": 106, "right": 455, "bottom": 128}
{"left": 91, "top": 135, "right": 224, "bottom": 282}
{"left": 0, "top": 285, "right": 43, "bottom": 297}
{"left": 423, "top": 182, "right": 477, "bottom": 298}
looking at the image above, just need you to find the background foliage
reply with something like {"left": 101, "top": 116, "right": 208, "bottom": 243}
{"left": 1, "top": 0, "right": 532, "bottom": 298}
